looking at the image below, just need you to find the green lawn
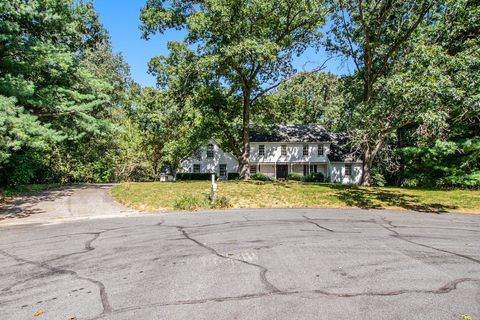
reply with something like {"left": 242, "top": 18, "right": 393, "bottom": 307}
{"left": 110, "top": 181, "right": 480, "bottom": 213}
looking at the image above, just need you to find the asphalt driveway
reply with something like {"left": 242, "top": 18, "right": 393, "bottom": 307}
{"left": 0, "top": 185, "right": 479, "bottom": 319}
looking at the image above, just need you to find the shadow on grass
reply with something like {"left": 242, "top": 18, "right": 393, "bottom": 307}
{"left": 323, "top": 184, "right": 457, "bottom": 213}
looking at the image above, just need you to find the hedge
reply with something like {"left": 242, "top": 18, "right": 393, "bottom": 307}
{"left": 176, "top": 173, "right": 216, "bottom": 180}
{"left": 227, "top": 172, "right": 240, "bottom": 180}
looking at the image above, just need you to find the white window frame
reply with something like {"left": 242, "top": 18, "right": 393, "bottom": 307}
{"left": 193, "top": 164, "right": 201, "bottom": 173}
{"left": 206, "top": 144, "right": 214, "bottom": 158}
{"left": 318, "top": 144, "right": 324, "bottom": 156}
{"left": 259, "top": 144, "right": 265, "bottom": 156}
{"left": 303, "top": 144, "right": 309, "bottom": 156}
{"left": 219, "top": 164, "right": 227, "bottom": 177}
{"left": 345, "top": 164, "right": 352, "bottom": 176}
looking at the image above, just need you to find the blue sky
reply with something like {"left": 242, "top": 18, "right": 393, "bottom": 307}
{"left": 92, "top": 0, "right": 352, "bottom": 87}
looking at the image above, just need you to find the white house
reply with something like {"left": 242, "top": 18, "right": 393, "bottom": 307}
{"left": 180, "top": 124, "right": 363, "bottom": 184}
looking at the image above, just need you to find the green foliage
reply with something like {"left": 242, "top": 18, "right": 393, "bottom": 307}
{"left": 140, "top": 0, "right": 329, "bottom": 178}
{"left": 251, "top": 173, "right": 273, "bottom": 181}
{"left": 227, "top": 172, "right": 240, "bottom": 180}
{"left": 212, "top": 196, "right": 232, "bottom": 209}
{"left": 0, "top": 0, "right": 135, "bottom": 186}
{"left": 401, "top": 139, "right": 480, "bottom": 188}
{"left": 302, "top": 172, "right": 325, "bottom": 182}
{"left": 173, "top": 195, "right": 209, "bottom": 211}
{"left": 287, "top": 173, "right": 303, "bottom": 181}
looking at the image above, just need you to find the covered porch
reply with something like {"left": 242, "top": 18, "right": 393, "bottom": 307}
{"left": 251, "top": 162, "right": 328, "bottom": 180}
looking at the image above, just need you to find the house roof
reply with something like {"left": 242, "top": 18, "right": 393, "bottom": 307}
{"left": 249, "top": 124, "right": 331, "bottom": 142}
{"left": 250, "top": 124, "right": 362, "bottom": 162}
{"left": 327, "top": 132, "right": 362, "bottom": 162}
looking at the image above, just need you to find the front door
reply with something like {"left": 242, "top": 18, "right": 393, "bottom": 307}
{"left": 276, "top": 164, "right": 288, "bottom": 179}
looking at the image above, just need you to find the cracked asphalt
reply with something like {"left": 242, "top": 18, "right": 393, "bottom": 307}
{"left": 0, "top": 185, "right": 479, "bottom": 319}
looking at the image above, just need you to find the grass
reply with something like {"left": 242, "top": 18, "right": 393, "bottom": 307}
{"left": 110, "top": 180, "right": 480, "bottom": 213}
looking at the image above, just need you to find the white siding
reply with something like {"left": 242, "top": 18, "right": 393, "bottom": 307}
{"left": 250, "top": 142, "right": 330, "bottom": 163}
{"left": 329, "top": 162, "right": 362, "bottom": 184}
{"left": 179, "top": 139, "right": 363, "bottom": 184}
{"left": 180, "top": 139, "right": 239, "bottom": 179}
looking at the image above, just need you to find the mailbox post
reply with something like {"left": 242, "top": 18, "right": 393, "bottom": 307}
{"left": 210, "top": 173, "right": 217, "bottom": 205}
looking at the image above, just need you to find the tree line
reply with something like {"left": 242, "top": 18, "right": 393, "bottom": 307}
{"left": 1, "top": 0, "right": 478, "bottom": 188}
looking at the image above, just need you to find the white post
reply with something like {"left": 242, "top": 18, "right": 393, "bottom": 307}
{"left": 210, "top": 173, "right": 217, "bottom": 205}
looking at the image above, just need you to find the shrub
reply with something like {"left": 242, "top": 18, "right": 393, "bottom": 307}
{"left": 302, "top": 172, "right": 324, "bottom": 182}
{"left": 371, "top": 172, "right": 387, "bottom": 187}
{"left": 176, "top": 172, "right": 216, "bottom": 180}
{"left": 402, "top": 178, "right": 418, "bottom": 188}
{"left": 173, "top": 195, "right": 209, "bottom": 210}
{"left": 251, "top": 172, "right": 273, "bottom": 181}
{"left": 227, "top": 172, "right": 240, "bottom": 180}
{"left": 287, "top": 173, "right": 302, "bottom": 181}
{"left": 212, "top": 195, "right": 232, "bottom": 209}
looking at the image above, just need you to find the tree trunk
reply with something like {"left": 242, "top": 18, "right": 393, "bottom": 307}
{"left": 360, "top": 137, "right": 384, "bottom": 186}
{"left": 239, "top": 89, "right": 251, "bottom": 180}
{"left": 396, "top": 128, "right": 405, "bottom": 186}
{"left": 360, "top": 150, "right": 373, "bottom": 186}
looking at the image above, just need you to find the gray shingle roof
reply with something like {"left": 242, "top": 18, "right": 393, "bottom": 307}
{"left": 249, "top": 124, "right": 362, "bottom": 162}
{"left": 249, "top": 124, "right": 330, "bottom": 142}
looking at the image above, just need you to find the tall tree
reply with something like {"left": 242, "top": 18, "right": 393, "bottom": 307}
{"left": 140, "top": 0, "right": 328, "bottom": 179}
{"left": 327, "top": 0, "right": 435, "bottom": 185}
{"left": 0, "top": 0, "right": 133, "bottom": 185}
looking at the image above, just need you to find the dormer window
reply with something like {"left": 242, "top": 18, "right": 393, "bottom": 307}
{"left": 259, "top": 145, "right": 265, "bottom": 156}
{"left": 303, "top": 144, "right": 309, "bottom": 156}
{"left": 207, "top": 144, "right": 214, "bottom": 158}
{"left": 318, "top": 144, "right": 324, "bottom": 156}
{"left": 281, "top": 145, "right": 287, "bottom": 156}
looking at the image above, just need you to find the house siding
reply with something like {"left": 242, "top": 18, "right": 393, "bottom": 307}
{"left": 180, "top": 138, "right": 362, "bottom": 184}
{"left": 180, "top": 139, "right": 238, "bottom": 179}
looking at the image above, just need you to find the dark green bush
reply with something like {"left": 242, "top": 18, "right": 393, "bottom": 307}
{"left": 302, "top": 172, "right": 325, "bottom": 182}
{"left": 227, "top": 172, "right": 240, "bottom": 180}
{"left": 176, "top": 173, "right": 216, "bottom": 180}
{"left": 251, "top": 172, "right": 273, "bottom": 181}
{"left": 287, "top": 173, "right": 302, "bottom": 181}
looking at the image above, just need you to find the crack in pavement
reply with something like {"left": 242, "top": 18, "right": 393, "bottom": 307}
{"left": 0, "top": 228, "right": 121, "bottom": 318}
{"left": 177, "top": 227, "right": 281, "bottom": 294}
{"left": 96, "top": 277, "right": 480, "bottom": 318}
{"left": 379, "top": 218, "right": 480, "bottom": 265}
{"left": 302, "top": 214, "right": 335, "bottom": 232}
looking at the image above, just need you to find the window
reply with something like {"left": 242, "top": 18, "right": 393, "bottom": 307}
{"left": 310, "top": 164, "right": 317, "bottom": 173}
{"left": 250, "top": 166, "right": 257, "bottom": 174}
{"left": 303, "top": 165, "right": 308, "bottom": 176}
{"left": 259, "top": 144, "right": 265, "bottom": 156}
{"left": 318, "top": 144, "right": 324, "bottom": 156}
{"left": 345, "top": 164, "right": 352, "bottom": 176}
{"left": 281, "top": 145, "right": 287, "bottom": 156}
{"left": 303, "top": 144, "right": 309, "bottom": 156}
{"left": 219, "top": 164, "right": 227, "bottom": 177}
{"left": 207, "top": 144, "right": 214, "bottom": 158}
{"left": 193, "top": 164, "right": 201, "bottom": 173}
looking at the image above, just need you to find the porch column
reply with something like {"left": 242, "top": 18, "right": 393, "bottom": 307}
{"left": 274, "top": 162, "right": 277, "bottom": 179}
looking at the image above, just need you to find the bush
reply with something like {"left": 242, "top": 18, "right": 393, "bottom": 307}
{"left": 212, "top": 195, "right": 232, "bottom": 209}
{"left": 173, "top": 195, "right": 209, "bottom": 210}
{"left": 371, "top": 172, "right": 387, "bottom": 187}
{"left": 176, "top": 172, "right": 216, "bottom": 180}
{"left": 302, "top": 172, "right": 324, "bottom": 182}
{"left": 251, "top": 172, "right": 273, "bottom": 181}
{"left": 227, "top": 172, "right": 240, "bottom": 180}
{"left": 287, "top": 173, "right": 303, "bottom": 181}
